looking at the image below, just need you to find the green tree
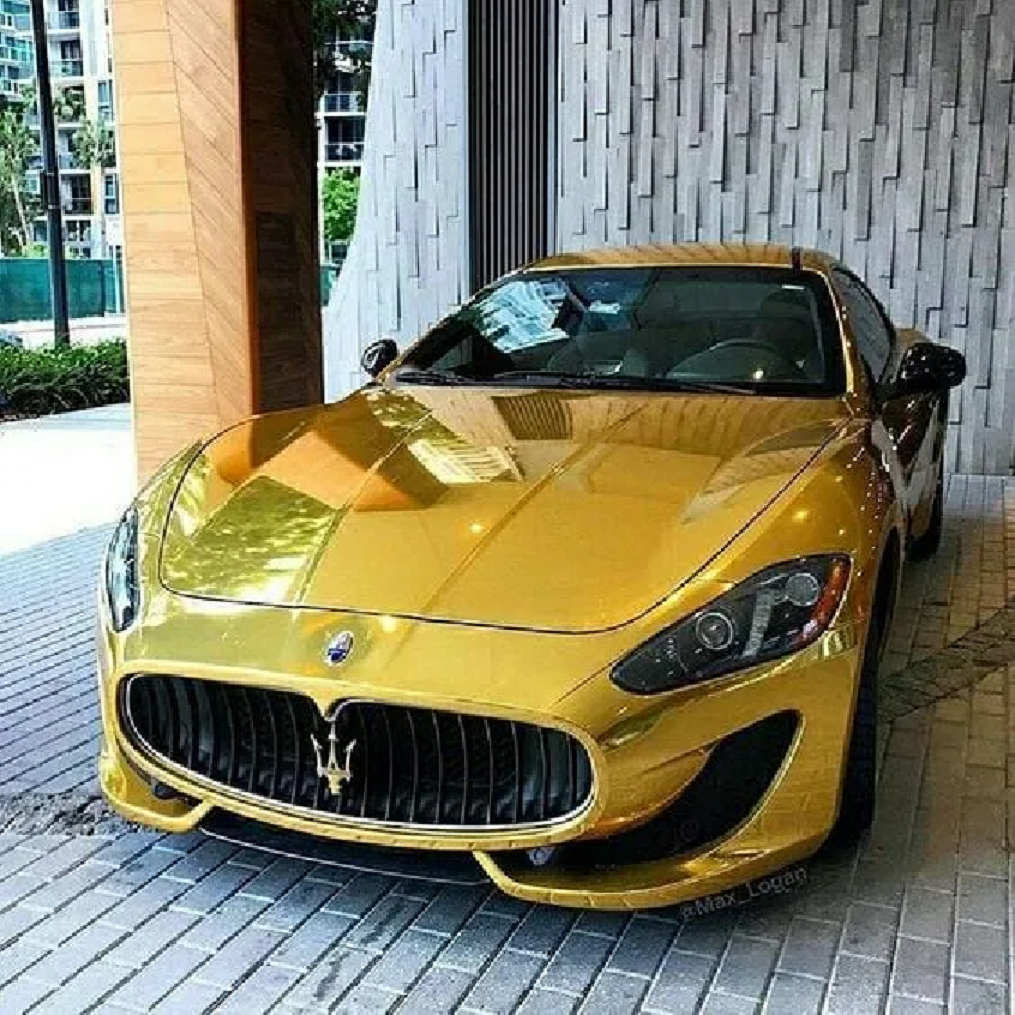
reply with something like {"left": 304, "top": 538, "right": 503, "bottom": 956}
{"left": 71, "top": 119, "right": 116, "bottom": 257}
{"left": 71, "top": 118, "right": 116, "bottom": 172}
{"left": 313, "top": 0, "right": 376, "bottom": 100}
{"left": 54, "top": 87, "right": 85, "bottom": 125}
{"left": 321, "top": 167, "right": 360, "bottom": 245}
{"left": 0, "top": 93, "right": 39, "bottom": 255}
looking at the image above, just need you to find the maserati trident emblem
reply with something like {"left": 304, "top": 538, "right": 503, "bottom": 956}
{"left": 325, "top": 630, "right": 354, "bottom": 666}
{"left": 310, "top": 721, "right": 357, "bottom": 798}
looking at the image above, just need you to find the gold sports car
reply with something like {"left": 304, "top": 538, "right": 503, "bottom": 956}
{"left": 99, "top": 244, "right": 965, "bottom": 909}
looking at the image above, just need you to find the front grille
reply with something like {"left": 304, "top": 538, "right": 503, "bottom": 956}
{"left": 120, "top": 674, "right": 593, "bottom": 829}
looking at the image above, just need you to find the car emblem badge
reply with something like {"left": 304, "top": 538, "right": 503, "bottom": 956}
{"left": 311, "top": 720, "right": 357, "bottom": 798}
{"left": 325, "top": 630, "right": 354, "bottom": 666}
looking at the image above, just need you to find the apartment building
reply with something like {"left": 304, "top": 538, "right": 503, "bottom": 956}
{"left": 5, "top": 0, "right": 120, "bottom": 260}
{"left": 316, "top": 36, "right": 371, "bottom": 264}
{"left": 0, "top": 1, "right": 31, "bottom": 99}
{"left": 33, "top": 0, "right": 120, "bottom": 259}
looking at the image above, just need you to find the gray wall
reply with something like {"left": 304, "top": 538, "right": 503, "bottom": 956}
{"left": 327, "top": 0, "right": 1015, "bottom": 474}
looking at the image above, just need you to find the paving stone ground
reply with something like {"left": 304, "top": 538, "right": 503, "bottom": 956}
{"left": 1, "top": 431, "right": 1013, "bottom": 1012}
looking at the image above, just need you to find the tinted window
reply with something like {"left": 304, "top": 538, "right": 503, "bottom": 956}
{"left": 832, "top": 270, "right": 893, "bottom": 382}
{"left": 401, "top": 267, "right": 846, "bottom": 395}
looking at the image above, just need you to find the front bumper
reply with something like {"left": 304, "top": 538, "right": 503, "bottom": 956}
{"left": 98, "top": 600, "right": 863, "bottom": 909}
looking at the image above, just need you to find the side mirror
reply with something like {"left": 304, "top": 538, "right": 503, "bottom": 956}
{"left": 892, "top": 343, "right": 966, "bottom": 398}
{"left": 361, "top": 338, "right": 398, "bottom": 378}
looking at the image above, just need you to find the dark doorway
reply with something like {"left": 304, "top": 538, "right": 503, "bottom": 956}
{"left": 467, "top": 0, "right": 558, "bottom": 291}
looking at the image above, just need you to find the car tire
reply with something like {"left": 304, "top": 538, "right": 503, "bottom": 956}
{"left": 909, "top": 459, "right": 944, "bottom": 560}
{"left": 829, "top": 567, "right": 891, "bottom": 844}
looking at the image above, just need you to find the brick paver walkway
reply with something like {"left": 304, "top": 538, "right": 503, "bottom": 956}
{"left": 0, "top": 469, "right": 1013, "bottom": 1014}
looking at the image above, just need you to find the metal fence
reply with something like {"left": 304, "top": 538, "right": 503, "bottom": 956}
{"left": 0, "top": 258, "right": 124, "bottom": 322}
{"left": 1, "top": 257, "right": 341, "bottom": 323}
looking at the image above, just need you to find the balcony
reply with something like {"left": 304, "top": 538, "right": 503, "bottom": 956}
{"left": 325, "top": 142, "right": 364, "bottom": 163}
{"left": 0, "top": 45, "right": 30, "bottom": 66}
{"left": 50, "top": 11, "right": 81, "bottom": 32}
{"left": 54, "top": 59, "right": 84, "bottom": 79}
{"left": 334, "top": 40, "right": 373, "bottom": 61}
{"left": 322, "top": 92, "right": 363, "bottom": 114}
{"left": 63, "top": 197, "right": 92, "bottom": 216}
{"left": 27, "top": 151, "right": 81, "bottom": 171}
{"left": 0, "top": 12, "right": 31, "bottom": 33}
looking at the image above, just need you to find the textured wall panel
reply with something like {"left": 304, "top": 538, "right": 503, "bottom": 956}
{"left": 326, "top": 0, "right": 1015, "bottom": 474}
{"left": 112, "top": 0, "right": 247, "bottom": 480}
{"left": 112, "top": 0, "right": 320, "bottom": 481}
{"left": 557, "top": 0, "right": 1015, "bottom": 475}
{"left": 323, "top": 0, "right": 469, "bottom": 398}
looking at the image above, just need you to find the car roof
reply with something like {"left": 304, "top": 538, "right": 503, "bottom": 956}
{"left": 526, "top": 243, "right": 837, "bottom": 274}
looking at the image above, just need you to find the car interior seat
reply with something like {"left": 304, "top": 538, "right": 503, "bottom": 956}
{"left": 751, "top": 291, "right": 824, "bottom": 380}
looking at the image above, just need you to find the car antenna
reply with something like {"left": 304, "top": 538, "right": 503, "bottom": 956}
{"left": 791, "top": 246, "right": 803, "bottom": 272}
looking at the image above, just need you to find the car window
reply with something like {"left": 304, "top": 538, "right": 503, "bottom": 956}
{"left": 399, "top": 266, "right": 846, "bottom": 396}
{"left": 832, "top": 269, "right": 893, "bottom": 383}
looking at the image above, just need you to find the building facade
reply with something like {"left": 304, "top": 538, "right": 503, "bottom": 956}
{"left": 0, "top": 1, "right": 31, "bottom": 99}
{"left": 328, "top": 0, "right": 1015, "bottom": 476}
{"left": 3, "top": 0, "right": 122, "bottom": 260}
{"left": 34, "top": 0, "right": 121, "bottom": 259}
{"left": 315, "top": 36, "right": 370, "bottom": 265}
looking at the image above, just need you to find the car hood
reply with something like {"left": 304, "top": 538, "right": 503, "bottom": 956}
{"left": 159, "top": 386, "right": 851, "bottom": 632}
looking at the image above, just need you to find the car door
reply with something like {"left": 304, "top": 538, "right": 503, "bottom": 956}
{"left": 830, "top": 269, "right": 940, "bottom": 522}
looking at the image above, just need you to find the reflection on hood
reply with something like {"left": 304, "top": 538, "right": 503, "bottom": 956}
{"left": 160, "top": 386, "right": 850, "bottom": 632}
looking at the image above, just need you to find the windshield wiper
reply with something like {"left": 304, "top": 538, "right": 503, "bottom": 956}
{"left": 483, "top": 370, "right": 600, "bottom": 389}
{"left": 391, "top": 367, "right": 762, "bottom": 396}
{"left": 649, "top": 377, "right": 762, "bottom": 395}
{"left": 386, "top": 368, "right": 477, "bottom": 386}
{"left": 484, "top": 371, "right": 755, "bottom": 395}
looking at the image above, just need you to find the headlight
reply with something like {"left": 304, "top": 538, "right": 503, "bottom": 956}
{"left": 612, "top": 555, "right": 851, "bottom": 694}
{"left": 105, "top": 506, "right": 139, "bottom": 632}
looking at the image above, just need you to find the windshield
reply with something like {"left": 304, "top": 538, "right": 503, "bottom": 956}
{"left": 394, "top": 266, "right": 846, "bottom": 395}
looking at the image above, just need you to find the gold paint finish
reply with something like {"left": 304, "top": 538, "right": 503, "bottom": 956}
{"left": 158, "top": 389, "right": 853, "bottom": 632}
{"left": 98, "top": 246, "right": 948, "bottom": 908}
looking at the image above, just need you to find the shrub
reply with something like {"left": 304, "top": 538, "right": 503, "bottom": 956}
{"left": 0, "top": 340, "right": 130, "bottom": 418}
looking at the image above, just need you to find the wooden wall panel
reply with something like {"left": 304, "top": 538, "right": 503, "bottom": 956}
{"left": 241, "top": 0, "right": 322, "bottom": 413}
{"left": 112, "top": 0, "right": 320, "bottom": 481}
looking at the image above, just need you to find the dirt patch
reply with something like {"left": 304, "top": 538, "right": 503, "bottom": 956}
{"left": 0, "top": 790, "right": 137, "bottom": 835}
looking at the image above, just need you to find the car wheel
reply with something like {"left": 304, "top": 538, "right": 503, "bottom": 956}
{"left": 829, "top": 567, "right": 891, "bottom": 844}
{"left": 909, "top": 459, "right": 944, "bottom": 560}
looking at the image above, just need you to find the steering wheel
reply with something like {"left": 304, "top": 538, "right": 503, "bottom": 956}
{"left": 684, "top": 339, "right": 807, "bottom": 381}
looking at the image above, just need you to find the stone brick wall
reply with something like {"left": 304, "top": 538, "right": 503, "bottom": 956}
{"left": 557, "top": 0, "right": 1015, "bottom": 474}
{"left": 323, "top": 0, "right": 470, "bottom": 399}
{"left": 326, "top": 0, "right": 1015, "bottom": 475}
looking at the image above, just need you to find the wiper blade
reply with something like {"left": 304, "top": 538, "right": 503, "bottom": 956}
{"left": 387, "top": 368, "right": 476, "bottom": 386}
{"left": 654, "top": 378, "right": 759, "bottom": 395}
{"left": 483, "top": 370, "right": 598, "bottom": 388}
{"left": 485, "top": 371, "right": 752, "bottom": 394}
{"left": 392, "top": 367, "right": 757, "bottom": 396}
